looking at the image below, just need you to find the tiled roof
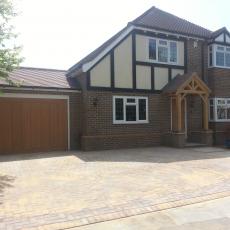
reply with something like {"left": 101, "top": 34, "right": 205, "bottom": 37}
{"left": 211, "top": 27, "right": 230, "bottom": 38}
{"left": 0, "top": 67, "right": 80, "bottom": 90}
{"left": 130, "top": 7, "right": 212, "bottom": 38}
{"left": 68, "top": 7, "right": 213, "bottom": 74}
{"left": 163, "top": 72, "right": 195, "bottom": 94}
{"left": 67, "top": 27, "right": 128, "bottom": 74}
{"left": 163, "top": 72, "right": 211, "bottom": 94}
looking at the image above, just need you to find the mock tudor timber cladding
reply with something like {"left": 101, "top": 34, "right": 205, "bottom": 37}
{"left": 136, "top": 65, "right": 151, "bottom": 89}
{"left": 89, "top": 31, "right": 186, "bottom": 91}
{"left": 114, "top": 35, "right": 133, "bottom": 88}
{"left": 90, "top": 55, "right": 111, "bottom": 87}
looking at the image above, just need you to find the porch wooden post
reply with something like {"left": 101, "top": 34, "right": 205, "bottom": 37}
{"left": 176, "top": 94, "right": 182, "bottom": 132}
{"left": 203, "top": 95, "right": 209, "bottom": 131}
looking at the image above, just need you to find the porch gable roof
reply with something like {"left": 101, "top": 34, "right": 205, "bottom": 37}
{"left": 163, "top": 72, "right": 211, "bottom": 96}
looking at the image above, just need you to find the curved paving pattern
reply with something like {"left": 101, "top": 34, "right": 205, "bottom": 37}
{"left": 0, "top": 147, "right": 230, "bottom": 229}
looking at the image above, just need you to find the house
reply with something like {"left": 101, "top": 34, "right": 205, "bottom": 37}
{"left": 0, "top": 7, "right": 230, "bottom": 153}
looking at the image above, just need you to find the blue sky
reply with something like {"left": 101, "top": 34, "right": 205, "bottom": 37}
{"left": 13, "top": 0, "right": 230, "bottom": 70}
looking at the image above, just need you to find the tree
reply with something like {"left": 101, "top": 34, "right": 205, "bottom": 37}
{"left": 0, "top": 0, "right": 23, "bottom": 84}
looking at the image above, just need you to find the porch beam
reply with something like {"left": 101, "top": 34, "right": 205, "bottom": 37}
{"left": 178, "top": 90, "right": 207, "bottom": 94}
{"left": 176, "top": 95, "right": 182, "bottom": 132}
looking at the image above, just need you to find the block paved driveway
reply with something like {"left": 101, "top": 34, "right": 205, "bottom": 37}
{"left": 1, "top": 147, "right": 230, "bottom": 229}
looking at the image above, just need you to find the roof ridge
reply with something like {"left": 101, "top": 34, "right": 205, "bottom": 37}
{"left": 132, "top": 7, "right": 212, "bottom": 34}
{"left": 19, "top": 66, "right": 67, "bottom": 72}
{"left": 129, "top": 6, "right": 156, "bottom": 25}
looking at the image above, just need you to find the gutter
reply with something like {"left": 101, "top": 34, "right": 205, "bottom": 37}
{"left": 0, "top": 85, "right": 81, "bottom": 93}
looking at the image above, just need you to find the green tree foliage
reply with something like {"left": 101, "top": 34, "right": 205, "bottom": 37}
{"left": 0, "top": 0, "right": 23, "bottom": 84}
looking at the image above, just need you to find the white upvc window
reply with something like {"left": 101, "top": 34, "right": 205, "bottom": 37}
{"left": 208, "top": 44, "right": 230, "bottom": 68}
{"left": 149, "top": 38, "right": 178, "bottom": 64}
{"left": 113, "top": 96, "right": 148, "bottom": 124}
{"left": 209, "top": 98, "right": 230, "bottom": 122}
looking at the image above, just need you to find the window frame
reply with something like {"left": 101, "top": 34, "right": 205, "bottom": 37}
{"left": 208, "top": 44, "right": 230, "bottom": 69}
{"left": 113, "top": 96, "right": 149, "bottom": 124}
{"left": 209, "top": 98, "right": 230, "bottom": 122}
{"left": 148, "top": 38, "right": 178, "bottom": 65}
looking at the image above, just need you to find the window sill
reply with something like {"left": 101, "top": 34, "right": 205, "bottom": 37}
{"left": 113, "top": 121, "right": 149, "bottom": 125}
{"left": 208, "top": 66, "right": 230, "bottom": 69}
{"left": 147, "top": 59, "right": 179, "bottom": 65}
{"left": 209, "top": 120, "right": 230, "bottom": 122}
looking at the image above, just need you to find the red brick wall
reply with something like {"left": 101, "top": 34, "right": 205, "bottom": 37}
{"left": 208, "top": 68, "right": 230, "bottom": 97}
{"left": 81, "top": 91, "right": 171, "bottom": 150}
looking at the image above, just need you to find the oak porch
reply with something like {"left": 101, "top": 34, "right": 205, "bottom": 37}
{"left": 163, "top": 72, "right": 213, "bottom": 147}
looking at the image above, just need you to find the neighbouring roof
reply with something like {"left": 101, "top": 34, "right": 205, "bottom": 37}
{"left": 0, "top": 67, "right": 81, "bottom": 90}
{"left": 68, "top": 7, "right": 215, "bottom": 75}
{"left": 163, "top": 72, "right": 211, "bottom": 94}
{"left": 211, "top": 27, "right": 230, "bottom": 38}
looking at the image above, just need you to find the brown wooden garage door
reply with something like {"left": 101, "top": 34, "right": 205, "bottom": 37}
{"left": 0, "top": 97, "right": 68, "bottom": 154}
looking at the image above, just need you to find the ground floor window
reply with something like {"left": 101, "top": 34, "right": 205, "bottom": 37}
{"left": 113, "top": 96, "right": 148, "bottom": 124}
{"left": 209, "top": 98, "right": 230, "bottom": 122}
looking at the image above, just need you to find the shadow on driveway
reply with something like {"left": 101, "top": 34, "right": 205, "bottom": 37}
{"left": 75, "top": 147, "right": 230, "bottom": 164}
{"left": 0, "top": 151, "right": 72, "bottom": 163}
{"left": 0, "top": 147, "right": 229, "bottom": 164}
{"left": 0, "top": 175, "right": 15, "bottom": 205}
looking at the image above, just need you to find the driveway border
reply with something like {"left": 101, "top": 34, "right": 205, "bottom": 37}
{"left": 24, "top": 190, "right": 230, "bottom": 230}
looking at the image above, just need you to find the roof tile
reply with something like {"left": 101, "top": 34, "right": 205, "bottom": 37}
{"left": 0, "top": 67, "right": 80, "bottom": 90}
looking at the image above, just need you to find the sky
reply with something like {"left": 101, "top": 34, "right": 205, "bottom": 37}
{"left": 12, "top": 0, "right": 230, "bottom": 70}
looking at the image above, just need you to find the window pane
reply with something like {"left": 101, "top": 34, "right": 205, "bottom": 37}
{"left": 126, "top": 105, "right": 136, "bottom": 121}
{"left": 149, "top": 39, "right": 156, "bottom": 60}
{"left": 115, "top": 98, "right": 124, "bottom": 121}
{"left": 217, "top": 106, "right": 226, "bottom": 119}
{"left": 217, "top": 46, "right": 224, "bottom": 51}
{"left": 209, "top": 99, "right": 214, "bottom": 105}
{"left": 217, "top": 99, "right": 225, "bottom": 105}
{"left": 227, "top": 107, "right": 230, "bottom": 119}
{"left": 170, "top": 42, "right": 177, "bottom": 62}
{"left": 159, "top": 40, "right": 167, "bottom": 45}
{"left": 127, "top": 98, "right": 135, "bottom": 103}
{"left": 216, "top": 52, "right": 225, "bottom": 66}
{"left": 226, "top": 47, "right": 230, "bottom": 52}
{"left": 158, "top": 46, "right": 168, "bottom": 62}
{"left": 209, "top": 52, "right": 213, "bottom": 66}
{"left": 226, "top": 53, "right": 230, "bottom": 67}
{"left": 209, "top": 106, "right": 214, "bottom": 120}
{"left": 139, "top": 99, "right": 146, "bottom": 120}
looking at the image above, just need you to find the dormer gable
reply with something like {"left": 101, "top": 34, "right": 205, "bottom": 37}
{"left": 210, "top": 27, "right": 230, "bottom": 44}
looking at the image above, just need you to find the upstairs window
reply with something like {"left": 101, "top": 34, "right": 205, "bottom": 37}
{"left": 113, "top": 96, "right": 148, "bottom": 124}
{"left": 209, "top": 44, "right": 230, "bottom": 68}
{"left": 149, "top": 38, "right": 178, "bottom": 64}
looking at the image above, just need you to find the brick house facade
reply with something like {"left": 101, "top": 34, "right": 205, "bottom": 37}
{"left": 1, "top": 7, "right": 230, "bottom": 153}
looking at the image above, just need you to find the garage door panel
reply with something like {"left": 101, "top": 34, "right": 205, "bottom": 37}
{"left": 0, "top": 97, "right": 68, "bottom": 154}
{"left": 12, "top": 100, "right": 25, "bottom": 153}
{"left": 56, "top": 100, "right": 68, "bottom": 150}
{"left": 0, "top": 100, "right": 12, "bottom": 153}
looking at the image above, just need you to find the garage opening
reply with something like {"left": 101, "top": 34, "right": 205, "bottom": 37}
{"left": 0, "top": 94, "right": 69, "bottom": 154}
